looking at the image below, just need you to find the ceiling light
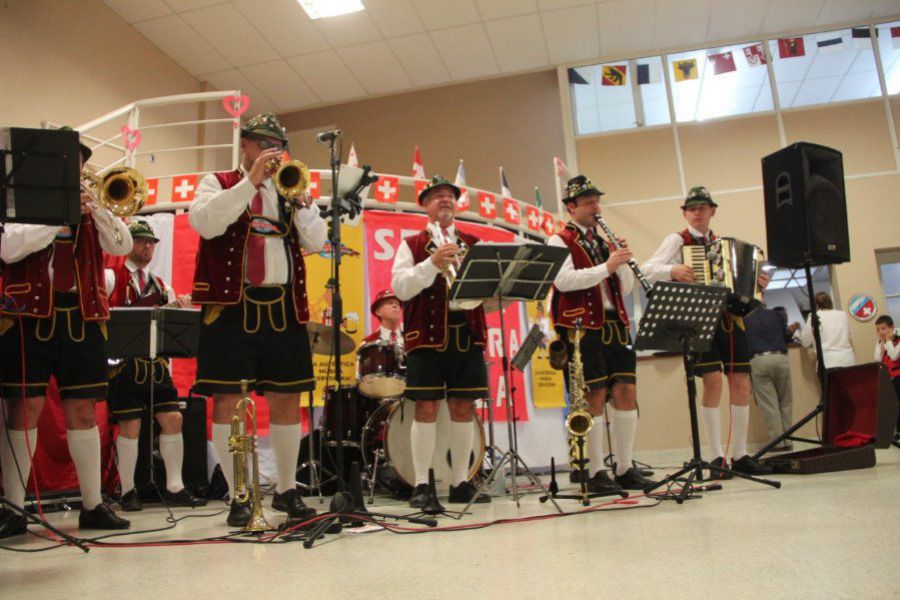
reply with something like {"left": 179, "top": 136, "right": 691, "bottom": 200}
{"left": 298, "top": 0, "right": 365, "bottom": 19}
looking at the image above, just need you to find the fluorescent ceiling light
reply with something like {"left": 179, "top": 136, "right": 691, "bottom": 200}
{"left": 298, "top": 0, "right": 365, "bottom": 19}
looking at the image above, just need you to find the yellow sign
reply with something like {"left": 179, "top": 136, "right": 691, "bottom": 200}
{"left": 526, "top": 298, "right": 566, "bottom": 409}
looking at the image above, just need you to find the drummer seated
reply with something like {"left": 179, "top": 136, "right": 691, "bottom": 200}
{"left": 365, "top": 289, "right": 403, "bottom": 347}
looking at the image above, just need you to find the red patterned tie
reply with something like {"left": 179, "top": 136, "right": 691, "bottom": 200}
{"left": 137, "top": 269, "right": 146, "bottom": 293}
{"left": 246, "top": 186, "right": 265, "bottom": 285}
{"left": 52, "top": 238, "right": 76, "bottom": 292}
{"left": 390, "top": 329, "right": 398, "bottom": 344}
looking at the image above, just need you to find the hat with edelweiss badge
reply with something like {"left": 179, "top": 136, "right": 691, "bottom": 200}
{"left": 129, "top": 219, "right": 159, "bottom": 243}
{"left": 562, "top": 175, "right": 604, "bottom": 205}
{"left": 241, "top": 112, "right": 288, "bottom": 143}
{"left": 681, "top": 186, "right": 718, "bottom": 209}
{"left": 417, "top": 175, "right": 461, "bottom": 205}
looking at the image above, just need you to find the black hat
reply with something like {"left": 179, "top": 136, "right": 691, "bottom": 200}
{"left": 240, "top": 112, "right": 288, "bottom": 143}
{"left": 128, "top": 219, "right": 159, "bottom": 243}
{"left": 681, "top": 186, "right": 718, "bottom": 209}
{"left": 417, "top": 175, "right": 461, "bottom": 205}
{"left": 60, "top": 126, "right": 92, "bottom": 162}
{"left": 562, "top": 175, "right": 603, "bottom": 204}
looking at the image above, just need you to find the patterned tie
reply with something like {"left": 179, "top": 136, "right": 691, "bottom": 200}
{"left": 137, "top": 268, "right": 146, "bottom": 294}
{"left": 390, "top": 329, "right": 398, "bottom": 344}
{"left": 51, "top": 236, "right": 76, "bottom": 292}
{"left": 246, "top": 186, "right": 266, "bottom": 285}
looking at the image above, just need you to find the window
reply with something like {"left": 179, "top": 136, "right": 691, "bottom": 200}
{"left": 762, "top": 266, "right": 833, "bottom": 325}
{"left": 876, "top": 249, "right": 900, "bottom": 320}
{"left": 876, "top": 21, "right": 900, "bottom": 95}
{"left": 768, "top": 28, "right": 882, "bottom": 109}
{"left": 668, "top": 42, "right": 773, "bottom": 122}
{"left": 570, "top": 56, "right": 671, "bottom": 135}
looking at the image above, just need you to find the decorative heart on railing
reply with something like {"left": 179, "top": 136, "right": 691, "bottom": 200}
{"left": 120, "top": 125, "right": 142, "bottom": 151}
{"left": 223, "top": 94, "right": 250, "bottom": 118}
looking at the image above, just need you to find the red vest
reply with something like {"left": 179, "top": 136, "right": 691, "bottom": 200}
{"left": 190, "top": 170, "right": 310, "bottom": 323}
{"left": 679, "top": 228, "right": 717, "bottom": 247}
{"left": 108, "top": 262, "right": 169, "bottom": 308}
{"left": 881, "top": 335, "right": 900, "bottom": 379}
{"left": 1, "top": 215, "right": 110, "bottom": 321}
{"left": 551, "top": 224, "right": 628, "bottom": 330}
{"left": 401, "top": 229, "right": 487, "bottom": 353}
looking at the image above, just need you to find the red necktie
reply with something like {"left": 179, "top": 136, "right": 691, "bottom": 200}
{"left": 137, "top": 269, "right": 146, "bottom": 293}
{"left": 246, "top": 186, "right": 266, "bottom": 285}
{"left": 52, "top": 239, "right": 76, "bottom": 292}
{"left": 390, "top": 330, "right": 398, "bottom": 344}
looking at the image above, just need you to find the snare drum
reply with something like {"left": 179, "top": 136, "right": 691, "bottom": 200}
{"left": 321, "top": 386, "right": 381, "bottom": 446}
{"left": 357, "top": 341, "right": 406, "bottom": 398}
{"left": 361, "top": 399, "right": 485, "bottom": 495}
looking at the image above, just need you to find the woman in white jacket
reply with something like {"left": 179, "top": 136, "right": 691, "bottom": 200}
{"left": 799, "top": 292, "right": 856, "bottom": 369}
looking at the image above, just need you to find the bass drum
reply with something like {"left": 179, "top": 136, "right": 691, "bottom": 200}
{"left": 361, "top": 399, "right": 485, "bottom": 497}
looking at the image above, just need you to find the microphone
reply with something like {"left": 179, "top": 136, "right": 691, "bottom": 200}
{"left": 315, "top": 129, "right": 342, "bottom": 144}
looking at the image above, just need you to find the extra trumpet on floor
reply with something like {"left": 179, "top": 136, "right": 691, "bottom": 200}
{"left": 266, "top": 156, "right": 310, "bottom": 201}
{"left": 229, "top": 379, "right": 270, "bottom": 532}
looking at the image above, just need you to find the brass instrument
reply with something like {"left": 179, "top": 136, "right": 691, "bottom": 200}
{"left": 432, "top": 223, "right": 481, "bottom": 311}
{"left": 266, "top": 156, "right": 310, "bottom": 201}
{"left": 81, "top": 166, "right": 147, "bottom": 217}
{"left": 564, "top": 320, "right": 593, "bottom": 438}
{"left": 593, "top": 215, "right": 653, "bottom": 293}
{"left": 681, "top": 236, "right": 764, "bottom": 315}
{"left": 229, "top": 380, "right": 270, "bottom": 532}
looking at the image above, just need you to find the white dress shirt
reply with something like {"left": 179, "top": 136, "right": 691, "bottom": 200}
{"left": 640, "top": 225, "right": 709, "bottom": 284}
{"left": 548, "top": 222, "right": 634, "bottom": 311}
{"left": 378, "top": 325, "right": 404, "bottom": 350}
{"left": 874, "top": 332, "right": 900, "bottom": 362}
{"left": 391, "top": 222, "right": 477, "bottom": 311}
{"left": 189, "top": 166, "right": 327, "bottom": 284}
{"left": 799, "top": 309, "right": 856, "bottom": 368}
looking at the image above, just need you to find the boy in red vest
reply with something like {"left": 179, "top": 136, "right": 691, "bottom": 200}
{"left": 106, "top": 219, "right": 204, "bottom": 511}
{"left": 188, "top": 113, "right": 326, "bottom": 527}
{"left": 391, "top": 176, "right": 490, "bottom": 508}
{"left": 641, "top": 186, "right": 771, "bottom": 477}
{"left": 874, "top": 315, "right": 899, "bottom": 438}
{"left": 549, "top": 175, "right": 655, "bottom": 493}
{"left": 0, "top": 132, "right": 132, "bottom": 537}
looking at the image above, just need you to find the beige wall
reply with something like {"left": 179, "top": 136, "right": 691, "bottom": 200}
{"left": 581, "top": 98, "right": 899, "bottom": 449}
{"left": 0, "top": 0, "right": 206, "bottom": 176}
{"left": 278, "top": 71, "right": 567, "bottom": 212}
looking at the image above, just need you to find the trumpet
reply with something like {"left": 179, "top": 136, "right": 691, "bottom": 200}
{"left": 266, "top": 156, "right": 310, "bottom": 201}
{"left": 229, "top": 380, "right": 270, "bottom": 532}
{"left": 432, "top": 223, "right": 481, "bottom": 310}
{"left": 81, "top": 166, "right": 147, "bottom": 218}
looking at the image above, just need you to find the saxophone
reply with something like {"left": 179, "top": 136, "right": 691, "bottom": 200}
{"left": 229, "top": 380, "right": 270, "bottom": 532}
{"left": 565, "top": 319, "right": 593, "bottom": 438}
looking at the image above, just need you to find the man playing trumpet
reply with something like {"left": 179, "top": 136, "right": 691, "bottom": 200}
{"left": 189, "top": 113, "right": 326, "bottom": 527}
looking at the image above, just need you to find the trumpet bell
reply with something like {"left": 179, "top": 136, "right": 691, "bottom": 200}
{"left": 85, "top": 166, "right": 147, "bottom": 217}
{"left": 274, "top": 159, "right": 310, "bottom": 200}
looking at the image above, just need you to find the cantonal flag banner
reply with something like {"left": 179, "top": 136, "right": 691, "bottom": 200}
{"left": 851, "top": 27, "right": 876, "bottom": 50}
{"left": 892, "top": 26, "right": 900, "bottom": 49}
{"left": 672, "top": 58, "right": 698, "bottom": 81}
{"left": 708, "top": 51, "right": 736, "bottom": 75}
{"left": 743, "top": 43, "right": 766, "bottom": 66}
{"left": 601, "top": 64, "right": 627, "bottom": 86}
{"left": 636, "top": 63, "right": 662, "bottom": 84}
{"left": 778, "top": 37, "right": 805, "bottom": 58}
{"left": 816, "top": 32, "right": 844, "bottom": 54}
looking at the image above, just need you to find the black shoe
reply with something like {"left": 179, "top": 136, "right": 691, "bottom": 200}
{"left": 272, "top": 488, "right": 316, "bottom": 519}
{"left": 586, "top": 471, "right": 626, "bottom": 495}
{"left": 119, "top": 489, "right": 142, "bottom": 512}
{"left": 731, "top": 455, "right": 774, "bottom": 476}
{"left": 408, "top": 484, "right": 430, "bottom": 509}
{"left": 227, "top": 499, "right": 252, "bottom": 528}
{"left": 448, "top": 481, "right": 491, "bottom": 504}
{"left": 0, "top": 508, "right": 27, "bottom": 539}
{"left": 79, "top": 504, "right": 130, "bottom": 530}
{"left": 614, "top": 467, "right": 656, "bottom": 491}
{"left": 163, "top": 488, "right": 208, "bottom": 508}
{"left": 706, "top": 457, "right": 733, "bottom": 480}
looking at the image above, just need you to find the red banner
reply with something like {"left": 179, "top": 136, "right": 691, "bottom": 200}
{"left": 363, "top": 210, "right": 528, "bottom": 422}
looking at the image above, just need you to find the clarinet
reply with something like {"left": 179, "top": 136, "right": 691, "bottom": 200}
{"left": 593, "top": 214, "right": 653, "bottom": 293}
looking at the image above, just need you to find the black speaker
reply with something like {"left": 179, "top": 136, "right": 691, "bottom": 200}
{"left": 761, "top": 142, "right": 850, "bottom": 267}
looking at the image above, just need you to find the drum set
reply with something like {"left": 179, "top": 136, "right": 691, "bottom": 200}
{"left": 299, "top": 324, "right": 485, "bottom": 500}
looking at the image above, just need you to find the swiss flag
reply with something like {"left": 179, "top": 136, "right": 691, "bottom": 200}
{"left": 477, "top": 191, "right": 497, "bottom": 219}
{"left": 708, "top": 51, "right": 736, "bottom": 75}
{"left": 502, "top": 198, "right": 520, "bottom": 225}
{"left": 171, "top": 174, "right": 198, "bottom": 203}
{"left": 374, "top": 175, "right": 399, "bottom": 204}
{"left": 413, "top": 179, "right": 428, "bottom": 203}
{"left": 456, "top": 187, "right": 470, "bottom": 211}
{"left": 308, "top": 171, "right": 321, "bottom": 199}
{"left": 525, "top": 205, "right": 541, "bottom": 231}
{"left": 145, "top": 178, "right": 159, "bottom": 205}
{"left": 542, "top": 212, "right": 556, "bottom": 236}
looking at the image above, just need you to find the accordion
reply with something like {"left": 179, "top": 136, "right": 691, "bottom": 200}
{"left": 682, "top": 237, "right": 764, "bottom": 315}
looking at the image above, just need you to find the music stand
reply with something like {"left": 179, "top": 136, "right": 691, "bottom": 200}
{"left": 636, "top": 282, "right": 780, "bottom": 503}
{"left": 450, "top": 242, "right": 567, "bottom": 514}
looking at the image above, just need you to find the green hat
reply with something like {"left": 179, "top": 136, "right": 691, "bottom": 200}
{"left": 129, "top": 219, "right": 159, "bottom": 242}
{"left": 59, "top": 126, "right": 92, "bottom": 162}
{"left": 562, "top": 175, "right": 604, "bottom": 205}
{"left": 681, "top": 186, "right": 718, "bottom": 209}
{"left": 418, "top": 175, "right": 461, "bottom": 205}
{"left": 240, "top": 112, "right": 288, "bottom": 143}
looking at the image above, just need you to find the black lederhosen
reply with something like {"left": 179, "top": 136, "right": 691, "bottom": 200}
{"left": 194, "top": 285, "right": 314, "bottom": 395}
{"left": 557, "top": 309, "right": 636, "bottom": 392}
{"left": 108, "top": 358, "right": 180, "bottom": 422}
{"left": 0, "top": 292, "right": 108, "bottom": 400}
{"left": 405, "top": 311, "right": 489, "bottom": 401}
{"left": 692, "top": 312, "right": 751, "bottom": 376}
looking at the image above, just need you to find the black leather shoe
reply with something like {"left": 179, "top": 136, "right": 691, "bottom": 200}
{"left": 706, "top": 457, "right": 734, "bottom": 480}
{"left": 731, "top": 455, "right": 774, "bottom": 475}
{"left": 586, "top": 471, "right": 626, "bottom": 495}
{"left": 227, "top": 499, "right": 252, "bottom": 528}
{"left": 79, "top": 504, "right": 130, "bottom": 530}
{"left": 448, "top": 481, "right": 491, "bottom": 504}
{"left": 0, "top": 508, "right": 27, "bottom": 539}
{"left": 163, "top": 489, "right": 208, "bottom": 508}
{"left": 119, "top": 489, "right": 142, "bottom": 512}
{"left": 614, "top": 467, "right": 656, "bottom": 491}
{"left": 272, "top": 488, "right": 316, "bottom": 519}
{"left": 408, "top": 484, "right": 430, "bottom": 509}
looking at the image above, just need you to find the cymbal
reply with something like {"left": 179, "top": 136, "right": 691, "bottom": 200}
{"left": 482, "top": 297, "right": 516, "bottom": 313}
{"left": 306, "top": 322, "right": 356, "bottom": 356}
